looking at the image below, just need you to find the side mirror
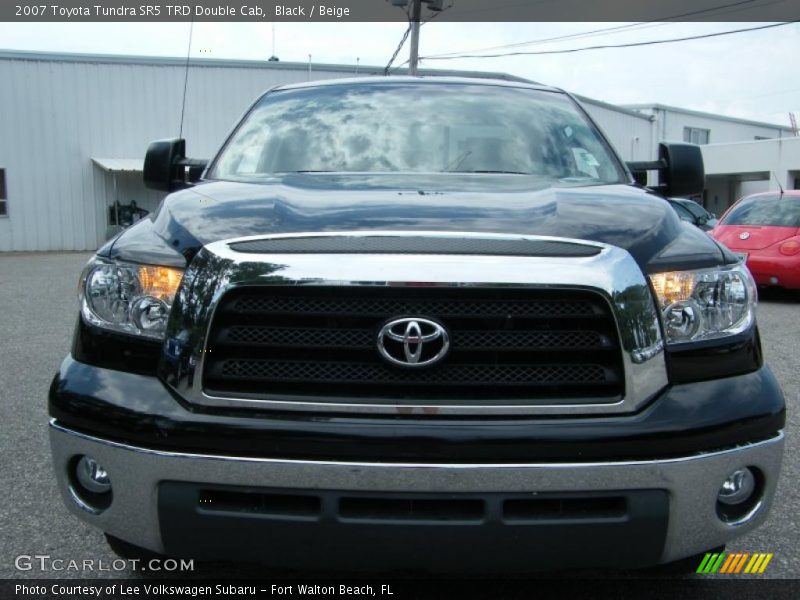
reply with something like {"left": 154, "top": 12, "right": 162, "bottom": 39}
{"left": 143, "top": 138, "right": 208, "bottom": 192}
{"left": 659, "top": 142, "right": 705, "bottom": 197}
{"left": 627, "top": 142, "right": 705, "bottom": 197}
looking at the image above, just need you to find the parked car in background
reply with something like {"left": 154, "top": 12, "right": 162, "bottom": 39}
{"left": 711, "top": 190, "right": 800, "bottom": 290}
{"left": 668, "top": 197, "right": 718, "bottom": 231}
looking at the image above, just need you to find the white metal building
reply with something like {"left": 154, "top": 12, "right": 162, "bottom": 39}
{"left": 0, "top": 50, "right": 793, "bottom": 252}
{"left": 702, "top": 137, "right": 800, "bottom": 217}
{"left": 624, "top": 103, "right": 792, "bottom": 146}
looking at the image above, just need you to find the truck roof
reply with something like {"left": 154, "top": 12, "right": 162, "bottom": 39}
{"left": 271, "top": 75, "right": 563, "bottom": 94}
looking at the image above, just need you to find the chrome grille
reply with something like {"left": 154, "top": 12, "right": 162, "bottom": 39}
{"left": 203, "top": 286, "right": 624, "bottom": 404}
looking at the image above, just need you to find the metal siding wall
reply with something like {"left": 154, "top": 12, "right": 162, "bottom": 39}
{"left": 0, "top": 56, "right": 357, "bottom": 251}
{"left": 0, "top": 59, "right": 14, "bottom": 251}
{"left": 581, "top": 102, "right": 656, "bottom": 162}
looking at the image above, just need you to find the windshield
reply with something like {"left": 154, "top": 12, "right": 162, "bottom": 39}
{"left": 210, "top": 82, "right": 624, "bottom": 185}
{"left": 722, "top": 194, "right": 800, "bottom": 227}
{"left": 681, "top": 201, "right": 710, "bottom": 220}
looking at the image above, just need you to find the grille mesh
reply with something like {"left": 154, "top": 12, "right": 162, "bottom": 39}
{"left": 203, "top": 287, "right": 624, "bottom": 404}
{"left": 220, "top": 327, "right": 606, "bottom": 351}
{"left": 218, "top": 360, "right": 609, "bottom": 387}
{"left": 231, "top": 296, "right": 600, "bottom": 318}
{"left": 225, "top": 327, "right": 374, "bottom": 348}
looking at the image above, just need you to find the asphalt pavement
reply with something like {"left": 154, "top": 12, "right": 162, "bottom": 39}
{"left": 0, "top": 252, "right": 797, "bottom": 582}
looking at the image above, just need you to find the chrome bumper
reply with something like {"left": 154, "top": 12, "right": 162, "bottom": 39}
{"left": 49, "top": 422, "right": 784, "bottom": 565}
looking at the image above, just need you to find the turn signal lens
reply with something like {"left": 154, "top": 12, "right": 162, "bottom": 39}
{"left": 649, "top": 270, "right": 695, "bottom": 307}
{"left": 778, "top": 240, "right": 800, "bottom": 256}
{"left": 138, "top": 266, "right": 184, "bottom": 301}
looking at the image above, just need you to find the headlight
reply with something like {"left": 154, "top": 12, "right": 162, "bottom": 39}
{"left": 79, "top": 257, "right": 183, "bottom": 339}
{"left": 649, "top": 263, "right": 756, "bottom": 345}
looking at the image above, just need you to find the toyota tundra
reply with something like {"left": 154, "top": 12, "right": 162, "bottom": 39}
{"left": 48, "top": 77, "right": 785, "bottom": 572}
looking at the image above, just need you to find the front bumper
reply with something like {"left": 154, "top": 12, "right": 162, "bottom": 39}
{"left": 50, "top": 422, "right": 784, "bottom": 571}
{"left": 745, "top": 253, "right": 800, "bottom": 289}
{"left": 49, "top": 357, "right": 786, "bottom": 462}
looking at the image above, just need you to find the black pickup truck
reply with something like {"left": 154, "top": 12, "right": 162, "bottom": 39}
{"left": 49, "top": 77, "right": 784, "bottom": 572}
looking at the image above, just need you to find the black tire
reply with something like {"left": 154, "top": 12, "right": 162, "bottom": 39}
{"left": 104, "top": 533, "right": 165, "bottom": 562}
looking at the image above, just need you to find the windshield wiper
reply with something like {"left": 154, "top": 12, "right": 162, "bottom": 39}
{"left": 452, "top": 170, "right": 532, "bottom": 175}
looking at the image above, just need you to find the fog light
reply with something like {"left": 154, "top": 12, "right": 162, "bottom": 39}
{"left": 75, "top": 456, "right": 112, "bottom": 494}
{"left": 718, "top": 468, "right": 756, "bottom": 505}
{"left": 716, "top": 467, "right": 763, "bottom": 525}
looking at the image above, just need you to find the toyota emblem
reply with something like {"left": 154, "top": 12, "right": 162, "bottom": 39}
{"left": 739, "top": 232, "right": 750, "bottom": 240}
{"left": 377, "top": 318, "right": 450, "bottom": 367}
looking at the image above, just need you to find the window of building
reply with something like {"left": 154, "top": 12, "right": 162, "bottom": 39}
{"left": 0, "top": 169, "right": 7, "bottom": 217}
{"left": 683, "top": 127, "right": 710, "bottom": 145}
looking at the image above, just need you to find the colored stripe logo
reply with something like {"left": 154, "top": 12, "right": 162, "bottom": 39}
{"left": 697, "top": 552, "right": 773, "bottom": 574}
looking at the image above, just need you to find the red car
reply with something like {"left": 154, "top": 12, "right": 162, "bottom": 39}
{"left": 711, "top": 190, "right": 800, "bottom": 289}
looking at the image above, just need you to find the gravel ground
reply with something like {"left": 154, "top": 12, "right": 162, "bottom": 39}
{"left": 0, "top": 251, "right": 797, "bottom": 582}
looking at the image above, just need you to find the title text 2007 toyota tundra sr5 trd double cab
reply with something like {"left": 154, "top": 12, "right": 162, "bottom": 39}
{"left": 49, "top": 78, "right": 784, "bottom": 572}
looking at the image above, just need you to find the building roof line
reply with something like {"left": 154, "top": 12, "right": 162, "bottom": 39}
{"left": 572, "top": 94, "right": 655, "bottom": 121}
{"left": 702, "top": 135, "right": 800, "bottom": 147}
{"left": 623, "top": 102, "right": 792, "bottom": 132}
{"left": 0, "top": 48, "right": 535, "bottom": 83}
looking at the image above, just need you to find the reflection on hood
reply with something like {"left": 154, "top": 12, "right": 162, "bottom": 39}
{"left": 141, "top": 174, "right": 684, "bottom": 267}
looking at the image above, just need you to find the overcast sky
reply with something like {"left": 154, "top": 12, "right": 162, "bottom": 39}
{"left": 0, "top": 21, "right": 797, "bottom": 125}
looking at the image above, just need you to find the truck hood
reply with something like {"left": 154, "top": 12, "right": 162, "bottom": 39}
{"left": 108, "top": 173, "right": 730, "bottom": 272}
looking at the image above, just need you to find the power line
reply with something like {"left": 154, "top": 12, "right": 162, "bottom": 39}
{"left": 421, "top": 21, "right": 797, "bottom": 61}
{"left": 422, "top": 0, "right": 785, "bottom": 59}
{"left": 384, "top": 22, "right": 413, "bottom": 75}
{"left": 178, "top": 18, "right": 194, "bottom": 139}
{"left": 424, "top": 22, "right": 668, "bottom": 59}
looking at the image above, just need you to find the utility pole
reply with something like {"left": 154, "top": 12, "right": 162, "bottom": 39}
{"left": 408, "top": 0, "right": 422, "bottom": 75}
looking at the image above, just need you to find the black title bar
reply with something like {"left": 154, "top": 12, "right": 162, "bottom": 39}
{"left": 4, "top": 0, "right": 800, "bottom": 22}
{"left": 4, "top": 578, "right": 800, "bottom": 600}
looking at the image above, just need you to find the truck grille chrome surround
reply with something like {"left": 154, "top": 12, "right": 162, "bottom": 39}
{"left": 161, "top": 231, "right": 667, "bottom": 416}
{"left": 206, "top": 288, "right": 621, "bottom": 401}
